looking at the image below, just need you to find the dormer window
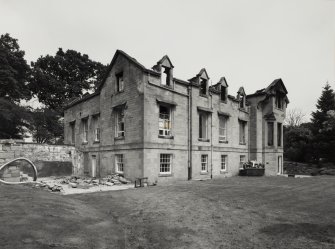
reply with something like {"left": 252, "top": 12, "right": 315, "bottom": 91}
{"left": 161, "top": 66, "right": 171, "bottom": 86}
{"left": 275, "top": 92, "right": 283, "bottom": 109}
{"left": 221, "top": 86, "right": 227, "bottom": 102}
{"left": 237, "top": 87, "right": 246, "bottom": 109}
{"left": 239, "top": 95, "right": 245, "bottom": 108}
{"left": 200, "top": 78, "right": 207, "bottom": 95}
{"left": 116, "top": 72, "right": 124, "bottom": 92}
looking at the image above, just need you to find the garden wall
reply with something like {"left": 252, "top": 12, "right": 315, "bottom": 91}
{"left": 0, "top": 139, "right": 76, "bottom": 177}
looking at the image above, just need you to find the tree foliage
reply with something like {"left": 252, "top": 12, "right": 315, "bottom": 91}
{"left": 0, "top": 33, "right": 31, "bottom": 102}
{"left": 29, "top": 48, "right": 107, "bottom": 112}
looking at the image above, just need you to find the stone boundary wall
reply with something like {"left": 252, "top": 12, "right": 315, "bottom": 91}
{"left": 0, "top": 140, "right": 76, "bottom": 176}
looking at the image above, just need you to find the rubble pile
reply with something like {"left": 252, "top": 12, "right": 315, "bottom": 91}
{"left": 31, "top": 174, "right": 132, "bottom": 193}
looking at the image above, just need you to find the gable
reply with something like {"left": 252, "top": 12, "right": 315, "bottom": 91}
{"left": 197, "top": 68, "right": 209, "bottom": 80}
{"left": 158, "top": 55, "right": 174, "bottom": 68}
{"left": 218, "top": 77, "right": 228, "bottom": 88}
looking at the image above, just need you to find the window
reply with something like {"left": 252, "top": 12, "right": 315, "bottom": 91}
{"left": 159, "top": 105, "right": 171, "bottom": 136}
{"left": 82, "top": 119, "right": 88, "bottom": 142}
{"left": 116, "top": 108, "right": 125, "bottom": 137}
{"left": 221, "top": 155, "right": 227, "bottom": 171}
{"left": 116, "top": 72, "right": 124, "bottom": 92}
{"left": 161, "top": 66, "right": 171, "bottom": 86}
{"left": 199, "top": 112, "right": 208, "bottom": 139}
{"left": 219, "top": 116, "right": 227, "bottom": 142}
{"left": 239, "top": 120, "right": 246, "bottom": 144}
{"left": 277, "top": 122, "right": 282, "bottom": 147}
{"left": 160, "top": 154, "right": 171, "bottom": 174}
{"left": 220, "top": 86, "right": 227, "bottom": 102}
{"left": 275, "top": 92, "right": 283, "bottom": 109}
{"left": 200, "top": 78, "right": 207, "bottom": 95}
{"left": 240, "top": 155, "right": 246, "bottom": 168}
{"left": 116, "top": 154, "right": 124, "bottom": 173}
{"left": 201, "top": 155, "right": 208, "bottom": 172}
{"left": 239, "top": 95, "right": 245, "bottom": 108}
{"left": 70, "top": 122, "right": 75, "bottom": 144}
{"left": 93, "top": 115, "right": 100, "bottom": 142}
{"left": 267, "top": 122, "right": 274, "bottom": 146}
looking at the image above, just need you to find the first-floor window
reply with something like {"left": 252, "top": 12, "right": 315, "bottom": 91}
{"left": 199, "top": 112, "right": 208, "bottom": 139}
{"left": 93, "top": 115, "right": 100, "bottom": 142}
{"left": 116, "top": 108, "right": 125, "bottom": 137}
{"left": 116, "top": 154, "right": 124, "bottom": 173}
{"left": 219, "top": 115, "right": 227, "bottom": 142}
{"left": 240, "top": 155, "right": 246, "bottom": 168}
{"left": 239, "top": 120, "right": 246, "bottom": 144}
{"left": 268, "top": 122, "right": 274, "bottom": 146}
{"left": 159, "top": 105, "right": 171, "bottom": 136}
{"left": 277, "top": 122, "right": 282, "bottom": 147}
{"left": 82, "top": 118, "right": 88, "bottom": 142}
{"left": 160, "top": 154, "right": 171, "bottom": 174}
{"left": 221, "top": 155, "right": 227, "bottom": 171}
{"left": 201, "top": 155, "right": 208, "bottom": 172}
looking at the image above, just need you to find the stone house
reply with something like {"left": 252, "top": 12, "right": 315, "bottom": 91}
{"left": 63, "top": 50, "right": 289, "bottom": 183}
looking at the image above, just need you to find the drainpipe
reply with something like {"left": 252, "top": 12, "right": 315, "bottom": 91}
{"left": 210, "top": 91, "right": 213, "bottom": 179}
{"left": 188, "top": 84, "right": 193, "bottom": 180}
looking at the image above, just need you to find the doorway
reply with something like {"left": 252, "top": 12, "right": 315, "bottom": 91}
{"left": 91, "top": 155, "right": 97, "bottom": 177}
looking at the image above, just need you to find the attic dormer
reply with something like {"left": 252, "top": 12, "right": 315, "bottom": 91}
{"left": 152, "top": 55, "right": 174, "bottom": 87}
{"left": 237, "top": 87, "right": 246, "bottom": 109}
{"left": 196, "top": 68, "right": 210, "bottom": 96}
{"left": 218, "top": 77, "right": 228, "bottom": 102}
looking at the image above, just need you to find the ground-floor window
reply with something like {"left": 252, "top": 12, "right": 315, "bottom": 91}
{"left": 160, "top": 154, "right": 172, "bottom": 174}
{"left": 116, "top": 154, "right": 124, "bottom": 173}
{"left": 201, "top": 155, "right": 208, "bottom": 172}
{"left": 221, "top": 155, "right": 227, "bottom": 171}
{"left": 240, "top": 155, "right": 246, "bottom": 168}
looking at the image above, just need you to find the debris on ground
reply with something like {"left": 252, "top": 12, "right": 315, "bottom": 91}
{"left": 29, "top": 174, "right": 133, "bottom": 194}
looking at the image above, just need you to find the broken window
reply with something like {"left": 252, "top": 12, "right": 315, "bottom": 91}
{"left": 116, "top": 108, "right": 125, "bottom": 137}
{"left": 160, "top": 154, "right": 171, "bottom": 174}
{"left": 82, "top": 118, "right": 88, "bottom": 143}
{"left": 116, "top": 154, "right": 124, "bottom": 173}
{"left": 161, "top": 66, "right": 171, "bottom": 86}
{"left": 240, "top": 155, "right": 246, "bottom": 168}
{"left": 239, "top": 95, "right": 245, "bottom": 109}
{"left": 221, "top": 86, "right": 227, "bottom": 102}
{"left": 116, "top": 72, "right": 124, "bottom": 92}
{"left": 159, "top": 105, "right": 171, "bottom": 136}
{"left": 239, "top": 120, "right": 246, "bottom": 144}
{"left": 277, "top": 122, "right": 282, "bottom": 147}
{"left": 93, "top": 115, "right": 100, "bottom": 142}
{"left": 221, "top": 155, "right": 227, "bottom": 171}
{"left": 200, "top": 78, "right": 207, "bottom": 95}
{"left": 70, "top": 122, "right": 75, "bottom": 144}
{"left": 275, "top": 92, "right": 283, "bottom": 109}
{"left": 201, "top": 155, "right": 208, "bottom": 172}
{"left": 199, "top": 112, "right": 208, "bottom": 139}
{"left": 267, "top": 122, "right": 274, "bottom": 146}
{"left": 219, "top": 116, "right": 227, "bottom": 142}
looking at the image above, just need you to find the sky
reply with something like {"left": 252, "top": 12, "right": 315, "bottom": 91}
{"left": 1, "top": 0, "right": 334, "bottom": 120}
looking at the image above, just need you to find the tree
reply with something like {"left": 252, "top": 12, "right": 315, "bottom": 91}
{"left": 284, "top": 108, "right": 306, "bottom": 127}
{"left": 29, "top": 48, "right": 108, "bottom": 112}
{"left": 29, "top": 108, "right": 63, "bottom": 144}
{"left": 311, "top": 83, "right": 335, "bottom": 162}
{"left": 0, "top": 33, "right": 31, "bottom": 102}
{"left": 0, "top": 33, "right": 31, "bottom": 139}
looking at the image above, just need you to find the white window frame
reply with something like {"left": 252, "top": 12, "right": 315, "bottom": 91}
{"left": 116, "top": 108, "right": 125, "bottom": 138}
{"left": 199, "top": 112, "right": 208, "bottom": 139}
{"left": 201, "top": 155, "right": 208, "bottom": 172}
{"left": 219, "top": 116, "right": 227, "bottom": 142}
{"left": 159, "top": 105, "right": 171, "bottom": 137}
{"left": 221, "top": 155, "right": 227, "bottom": 171}
{"left": 115, "top": 154, "right": 124, "bottom": 173}
{"left": 160, "top": 154, "right": 172, "bottom": 174}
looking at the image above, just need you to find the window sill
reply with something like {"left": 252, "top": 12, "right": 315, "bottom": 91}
{"left": 198, "top": 138, "right": 210, "bottom": 142}
{"left": 115, "top": 171, "right": 124, "bottom": 175}
{"left": 158, "top": 135, "right": 174, "bottom": 139}
{"left": 159, "top": 173, "right": 173, "bottom": 177}
{"left": 116, "top": 90, "right": 124, "bottom": 94}
{"left": 239, "top": 108, "right": 249, "bottom": 114}
{"left": 199, "top": 94, "right": 208, "bottom": 98}
{"left": 219, "top": 140, "right": 228, "bottom": 144}
{"left": 275, "top": 107, "right": 283, "bottom": 111}
{"left": 200, "top": 171, "right": 208, "bottom": 175}
{"left": 239, "top": 143, "right": 246, "bottom": 145}
{"left": 220, "top": 100, "right": 228, "bottom": 104}
{"left": 93, "top": 140, "right": 100, "bottom": 144}
{"left": 160, "top": 84, "right": 173, "bottom": 90}
{"left": 114, "top": 136, "right": 125, "bottom": 141}
{"left": 82, "top": 141, "right": 88, "bottom": 145}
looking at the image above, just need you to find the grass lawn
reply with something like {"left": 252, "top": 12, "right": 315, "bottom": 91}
{"left": 0, "top": 176, "right": 334, "bottom": 249}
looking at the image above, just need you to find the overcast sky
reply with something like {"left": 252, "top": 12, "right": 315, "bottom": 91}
{"left": 1, "top": 0, "right": 334, "bottom": 120}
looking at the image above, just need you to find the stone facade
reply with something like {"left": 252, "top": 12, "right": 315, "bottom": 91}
{"left": 64, "top": 50, "right": 289, "bottom": 183}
